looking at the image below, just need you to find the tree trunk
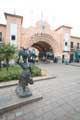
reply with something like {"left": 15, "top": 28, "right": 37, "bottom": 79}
{"left": 0, "top": 60, "right": 1, "bottom": 71}
{"left": 6, "top": 58, "right": 9, "bottom": 71}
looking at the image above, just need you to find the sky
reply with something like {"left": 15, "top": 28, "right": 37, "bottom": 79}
{"left": 0, "top": 0, "right": 80, "bottom": 36}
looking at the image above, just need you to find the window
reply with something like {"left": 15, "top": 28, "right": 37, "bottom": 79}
{"left": 77, "top": 43, "right": 79, "bottom": 49}
{"left": 11, "top": 35, "right": 16, "bottom": 40}
{"left": 70, "top": 42, "right": 73, "bottom": 48}
{"left": 65, "top": 42, "right": 68, "bottom": 46}
{"left": 0, "top": 32, "right": 2, "bottom": 41}
{"left": 42, "top": 25, "right": 45, "bottom": 30}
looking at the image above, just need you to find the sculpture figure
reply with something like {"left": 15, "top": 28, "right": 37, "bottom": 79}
{"left": 16, "top": 47, "right": 33, "bottom": 97}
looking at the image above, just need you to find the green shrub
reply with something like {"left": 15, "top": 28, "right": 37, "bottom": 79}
{"left": 0, "top": 65, "right": 41, "bottom": 82}
{"left": 31, "top": 65, "right": 41, "bottom": 77}
{"left": 0, "top": 65, "right": 22, "bottom": 82}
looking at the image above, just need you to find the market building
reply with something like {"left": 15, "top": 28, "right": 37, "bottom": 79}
{"left": 0, "top": 12, "right": 80, "bottom": 62}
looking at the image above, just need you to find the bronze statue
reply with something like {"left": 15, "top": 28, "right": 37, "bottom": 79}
{"left": 16, "top": 47, "right": 33, "bottom": 97}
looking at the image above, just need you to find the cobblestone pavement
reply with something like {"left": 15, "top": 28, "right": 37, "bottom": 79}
{"left": 0, "top": 63, "right": 80, "bottom": 120}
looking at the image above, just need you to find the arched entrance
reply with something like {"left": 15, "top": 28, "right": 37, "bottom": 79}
{"left": 28, "top": 33, "right": 57, "bottom": 62}
{"left": 32, "top": 41, "right": 54, "bottom": 62}
{"left": 32, "top": 41, "right": 52, "bottom": 52}
{"left": 29, "top": 33, "right": 58, "bottom": 52}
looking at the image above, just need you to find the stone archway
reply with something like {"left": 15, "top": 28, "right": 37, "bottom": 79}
{"left": 32, "top": 41, "right": 52, "bottom": 52}
{"left": 29, "top": 33, "right": 59, "bottom": 55}
{"left": 32, "top": 41, "right": 54, "bottom": 62}
{"left": 28, "top": 33, "right": 59, "bottom": 62}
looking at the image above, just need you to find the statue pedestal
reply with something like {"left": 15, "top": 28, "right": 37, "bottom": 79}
{"left": 16, "top": 85, "right": 32, "bottom": 98}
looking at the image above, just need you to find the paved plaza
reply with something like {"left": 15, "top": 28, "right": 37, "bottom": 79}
{"left": 0, "top": 63, "right": 80, "bottom": 120}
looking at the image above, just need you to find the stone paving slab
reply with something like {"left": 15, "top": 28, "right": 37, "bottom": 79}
{"left": 0, "top": 64, "right": 80, "bottom": 120}
{"left": 70, "top": 62, "right": 80, "bottom": 67}
{"left": 0, "top": 75, "right": 56, "bottom": 88}
{"left": 0, "top": 86, "right": 43, "bottom": 114}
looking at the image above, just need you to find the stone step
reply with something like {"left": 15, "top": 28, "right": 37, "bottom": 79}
{"left": 0, "top": 75, "right": 56, "bottom": 88}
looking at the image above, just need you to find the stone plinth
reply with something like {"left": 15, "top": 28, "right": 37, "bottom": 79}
{"left": 16, "top": 85, "right": 32, "bottom": 97}
{"left": 0, "top": 86, "right": 42, "bottom": 114}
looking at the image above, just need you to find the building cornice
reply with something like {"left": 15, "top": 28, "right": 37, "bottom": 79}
{"left": 4, "top": 12, "right": 23, "bottom": 24}
{"left": 55, "top": 25, "right": 72, "bottom": 31}
{"left": 0, "top": 24, "right": 6, "bottom": 27}
{"left": 71, "top": 36, "right": 80, "bottom": 39}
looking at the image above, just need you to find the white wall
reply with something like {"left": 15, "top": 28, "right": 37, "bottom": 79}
{"left": 64, "top": 33, "right": 70, "bottom": 52}
{"left": 10, "top": 23, "right": 17, "bottom": 46}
